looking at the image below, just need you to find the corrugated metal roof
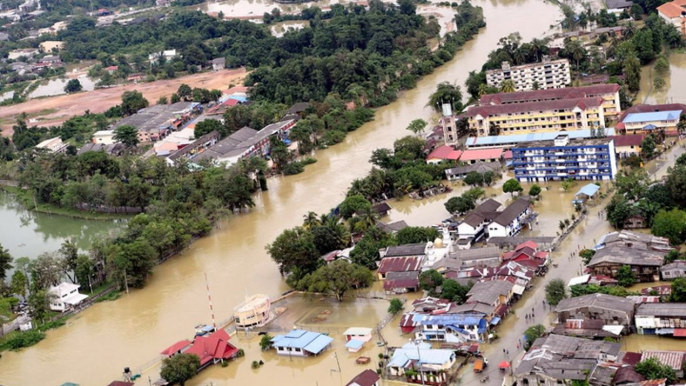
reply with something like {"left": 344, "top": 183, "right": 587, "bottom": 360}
{"left": 640, "top": 351, "right": 686, "bottom": 371}
{"left": 623, "top": 110, "right": 682, "bottom": 123}
{"left": 466, "top": 128, "right": 616, "bottom": 147}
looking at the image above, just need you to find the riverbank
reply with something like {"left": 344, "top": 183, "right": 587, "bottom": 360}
{"left": 0, "top": 186, "right": 131, "bottom": 221}
{"left": 0, "top": 282, "right": 119, "bottom": 353}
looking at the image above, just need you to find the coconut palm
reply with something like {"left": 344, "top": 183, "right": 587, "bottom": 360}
{"left": 303, "top": 211, "right": 321, "bottom": 229}
{"left": 638, "top": 200, "right": 661, "bottom": 227}
{"left": 499, "top": 79, "right": 516, "bottom": 93}
{"left": 355, "top": 205, "right": 379, "bottom": 232}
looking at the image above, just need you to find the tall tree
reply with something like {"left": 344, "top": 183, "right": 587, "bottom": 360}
{"left": 59, "top": 238, "right": 79, "bottom": 283}
{"left": 114, "top": 124, "right": 140, "bottom": 148}
{"left": 545, "top": 279, "right": 567, "bottom": 305}
{"left": 427, "top": 82, "right": 463, "bottom": 113}
{"left": 11, "top": 270, "right": 28, "bottom": 298}
{"left": 0, "top": 243, "right": 13, "bottom": 282}
{"left": 160, "top": 353, "right": 201, "bottom": 386}
{"left": 194, "top": 119, "right": 224, "bottom": 138}
{"left": 266, "top": 227, "right": 320, "bottom": 275}
{"left": 406, "top": 119, "right": 427, "bottom": 135}
{"left": 64, "top": 79, "right": 83, "bottom": 93}
{"left": 296, "top": 260, "right": 373, "bottom": 301}
{"left": 121, "top": 91, "right": 149, "bottom": 116}
{"left": 177, "top": 84, "right": 192, "bottom": 101}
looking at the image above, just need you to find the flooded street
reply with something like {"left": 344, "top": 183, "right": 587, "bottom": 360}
{"left": 0, "top": 1, "right": 562, "bottom": 385}
{"left": 0, "top": 192, "right": 122, "bottom": 262}
{"left": 635, "top": 52, "right": 686, "bottom": 105}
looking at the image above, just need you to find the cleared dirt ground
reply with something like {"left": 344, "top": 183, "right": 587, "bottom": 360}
{"left": 0, "top": 68, "right": 247, "bottom": 134}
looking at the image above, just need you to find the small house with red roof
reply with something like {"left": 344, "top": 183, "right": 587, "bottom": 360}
{"left": 609, "top": 134, "right": 643, "bottom": 158}
{"left": 182, "top": 329, "right": 239, "bottom": 369}
{"left": 104, "top": 65, "right": 119, "bottom": 74}
{"left": 426, "top": 145, "right": 462, "bottom": 164}
{"left": 459, "top": 148, "right": 503, "bottom": 164}
{"left": 160, "top": 339, "right": 191, "bottom": 358}
{"left": 346, "top": 369, "right": 380, "bottom": 386}
{"left": 501, "top": 240, "right": 549, "bottom": 270}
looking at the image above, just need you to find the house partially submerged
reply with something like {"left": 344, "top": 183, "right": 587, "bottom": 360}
{"left": 377, "top": 255, "right": 424, "bottom": 280}
{"left": 514, "top": 334, "right": 620, "bottom": 386}
{"left": 466, "top": 280, "right": 514, "bottom": 308}
{"left": 661, "top": 260, "right": 686, "bottom": 280}
{"left": 588, "top": 232, "right": 670, "bottom": 282}
{"left": 184, "top": 329, "right": 239, "bottom": 369}
{"left": 501, "top": 240, "right": 550, "bottom": 271}
{"left": 445, "top": 161, "right": 501, "bottom": 181}
{"left": 551, "top": 318, "right": 624, "bottom": 339}
{"left": 456, "top": 199, "right": 502, "bottom": 242}
{"left": 346, "top": 369, "right": 380, "bottom": 386}
{"left": 48, "top": 283, "right": 88, "bottom": 312}
{"left": 554, "top": 293, "right": 635, "bottom": 328}
{"left": 387, "top": 342, "right": 457, "bottom": 386}
{"left": 635, "top": 303, "right": 686, "bottom": 336}
{"left": 416, "top": 313, "right": 489, "bottom": 343}
{"left": 487, "top": 197, "right": 535, "bottom": 238}
{"left": 383, "top": 271, "right": 420, "bottom": 294}
{"left": 270, "top": 329, "right": 334, "bottom": 356}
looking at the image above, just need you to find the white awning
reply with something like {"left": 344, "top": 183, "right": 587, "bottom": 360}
{"left": 568, "top": 274, "right": 591, "bottom": 287}
{"left": 602, "top": 325, "right": 624, "bottom": 336}
{"left": 64, "top": 293, "right": 88, "bottom": 305}
{"left": 513, "top": 284, "right": 526, "bottom": 295}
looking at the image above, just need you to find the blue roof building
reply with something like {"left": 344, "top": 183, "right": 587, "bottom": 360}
{"left": 512, "top": 135, "right": 617, "bottom": 182}
{"left": 387, "top": 343, "right": 457, "bottom": 384}
{"left": 573, "top": 183, "right": 601, "bottom": 204}
{"left": 621, "top": 110, "right": 682, "bottom": 134}
{"left": 271, "top": 329, "right": 334, "bottom": 356}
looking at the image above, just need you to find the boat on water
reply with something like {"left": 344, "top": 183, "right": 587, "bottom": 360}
{"left": 233, "top": 294, "right": 272, "bottom": 329}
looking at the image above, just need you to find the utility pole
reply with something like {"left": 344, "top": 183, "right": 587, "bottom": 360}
{"left": 334, "top": 351, "right": 341, "bottom": 373}
{"left": 205, "top": 272, "right": 216, "bottom": 328}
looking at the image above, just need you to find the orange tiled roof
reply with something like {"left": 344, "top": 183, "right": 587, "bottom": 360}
{"left": 657, "top": 0, "right": 686, "bottom": 19}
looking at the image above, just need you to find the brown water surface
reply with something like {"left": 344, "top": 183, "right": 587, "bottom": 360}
{"left": 0, "top": 2, "right": 561, "bottom": 385}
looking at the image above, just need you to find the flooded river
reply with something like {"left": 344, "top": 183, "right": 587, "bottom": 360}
{"left": 0, "top": 1, "right": 561, "bottom": 385}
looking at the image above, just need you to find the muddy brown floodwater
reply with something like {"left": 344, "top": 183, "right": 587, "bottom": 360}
{"left": 0, "top": 2, "right": 561, "bottom": 385}
{"left": 636, "top": 52, "right": 686, "bottom": 105}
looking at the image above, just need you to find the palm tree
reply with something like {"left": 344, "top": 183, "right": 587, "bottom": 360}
{"left": 566, "top": 40, "right": 586, "bottom": 81}
{"left": 303, "top": 211, "right": 320, "bottom": 229}
{"left": 356, "top": 205, "right": 379, "bottom": 232}
{"left": 530, "top": 39, "right": 544, "bottom": 62}
{"left": 638, "top": 200, "right": 661, "bottom": 227}
{"left": 499, "top": 79, "right": 516, "bottom": 93}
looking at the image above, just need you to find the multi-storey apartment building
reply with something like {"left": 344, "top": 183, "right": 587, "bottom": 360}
{"left": 463, "top": 97, "right": 605, "bottom": 137}
{"left": 511, "top": 135, "right": 617, "bottom": 182}
{"left": 479, "top": 84, "right": 622, "bottom": 120}
{"left": 485, "top": 57, "right": 571, "bottom": 91}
